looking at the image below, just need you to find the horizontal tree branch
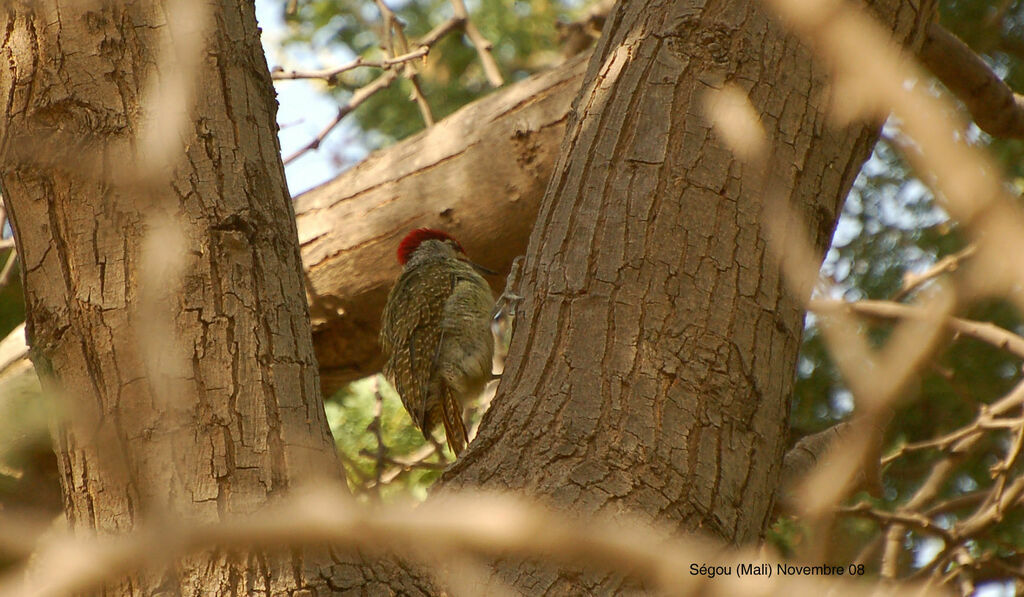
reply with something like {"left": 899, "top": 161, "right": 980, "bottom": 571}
{"left": 920, "top": 23, "right": 1024, "bottom": 139}
{"left": 809, "top": 299, "right": 1024, "bottom": 360}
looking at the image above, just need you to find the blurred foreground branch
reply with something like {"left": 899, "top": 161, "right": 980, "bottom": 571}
{"left": 0, "top": 487, "right": 941, "bottom": 597}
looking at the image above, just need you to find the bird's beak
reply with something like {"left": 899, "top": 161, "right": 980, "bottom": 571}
{"left": 471, "top": 261, "right": 498, "bottom": 276}
{"left": 461, "top": 255, "right": 498, "bottom": 276}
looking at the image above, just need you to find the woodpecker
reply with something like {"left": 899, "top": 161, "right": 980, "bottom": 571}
{"left": 379, "top": 228, "right": 495, "bottom": 456}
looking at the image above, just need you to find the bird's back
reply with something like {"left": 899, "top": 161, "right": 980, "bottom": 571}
{"left": 379, "top": 241, "right": 495, "bottom": 455}
{"left": 380, "top": 255, "right": 453, "bottom": 429}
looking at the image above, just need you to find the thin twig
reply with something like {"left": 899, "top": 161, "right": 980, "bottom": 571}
{"left": 283, "top": 69, "right": 399, "bottom": 164}
{"left": 839, "top": 502, "right": 954, "bottom": 543}
{"left": 419, "top": 17, "right": 464, "bottom": 47}
{"left": 369, "top": 378, "right": 387, "bottom": 499}
{"left": 372, "top": 0, "right": 435, "bottom": 126}
{"left": 882, "top": 378, "right": 1024, "bottom": 465}
{"left": 810, "top": 299, "right": 1024, "bottom": 361}
{"left": 365, "top": 442, "right": 445, "bottom": 489}
{"left": 449, "top": 0, "right": 503, "bottom": 87}
{"left": 358, "top": 448, "right": 448, "bottom": 474}
{"left": 271, "top": 46, "right": 430, "bottom": 83}
{"left": 404, "top": 72, "right": 435, "bottom": 126}
{"left": 891, "top": 245, "right": 976, "bottom": 302}
{"left": 0, "top": 249, "right": 18, "bottom": 288}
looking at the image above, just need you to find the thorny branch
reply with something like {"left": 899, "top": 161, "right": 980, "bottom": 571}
{"left": 371, "top": 0, "right": 434, "bottom": 126}
{"left": 283, "top": 69, "right": 399, "bottom": 164}
{"left": 271, "top": 47, "right": 429, "bottom": 83}
{"left": 274, "top": 0, "right": 503, "bottom": 163}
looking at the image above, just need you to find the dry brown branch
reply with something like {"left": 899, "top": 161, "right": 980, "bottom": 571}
{"left": 887, "top": 377, "right": 1024, "bottom": 462}
{"left": 270, "top": 46, "right": 430, "bottom": 83}
{"left": 809, "top": 299, "right": 1024, "bottom": 360}
{"left": 449, "top": 0, "right": 502, "bottom": 87}
{"left": 283, "top": 69, "right": 400, "bottom": 164}
{"left": 920, "top": 23, "right": 1024, "bottom": 139}
{"left": 891, "top": 245, "right": 976, "bottom": 302}
{"left": 360, "top": 449, "right": 448, "bottom": 472}
{"left": 839, "top": 502, "right": 954, "bottom": 543}
{"left": 418, "top": 16, "right": 465, "bottom": 47}
{"left": 373, "top": 0, "right": 435, "bottom": 126}
{"left": 359, "top": 444, "right": 444, "bottom": 490}
{"left": 405, "top": 73, "right": 435, "bottom": 126}
{"left": 805, "top": 301, "right": 1024, "bottom": 579}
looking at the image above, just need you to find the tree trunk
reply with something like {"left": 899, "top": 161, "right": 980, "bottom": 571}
{"left": 444, "top": 0, "right": 934, "bottom": 592}
{"left": 0, "top": 0, "right": 345, "bottom": 592}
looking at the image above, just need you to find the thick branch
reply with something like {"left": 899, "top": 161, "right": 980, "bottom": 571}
{"left": 920, "top": 23, "right": 1024, "bottom": 139}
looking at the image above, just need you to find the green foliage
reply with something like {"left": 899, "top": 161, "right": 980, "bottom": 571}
{"left": 325, "top": 375, "right": 448, "bottom": 500}
{"left": 280, "top": 0, "right": 583, "bottom": 146}
{"left": 0, "top": 366, "right": 54, "bottom": 517}
{"left": 0, "top": 249, "right": 24, "bottom": 338}
{"left": 766, "top": 515, "right": 805, "bottom": 558}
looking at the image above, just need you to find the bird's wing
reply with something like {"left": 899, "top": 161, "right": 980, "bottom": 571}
{"left": 379, "top": 260, "right": 454, "bottom": 431}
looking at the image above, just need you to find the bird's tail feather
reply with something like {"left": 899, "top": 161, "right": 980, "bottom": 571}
{"left": 440, "top": 386, "right": 468, "bottom": 456}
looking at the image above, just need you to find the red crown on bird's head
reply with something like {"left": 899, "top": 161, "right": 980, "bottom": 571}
{"left": 396, "top": 228, "right": 466, "bottom": 265}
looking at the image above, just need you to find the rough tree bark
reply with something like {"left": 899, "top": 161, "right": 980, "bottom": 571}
{"left": 443, "top": 0, "right": 935, "bottom": 592}
{"left": 0, "top": 0, "right": 936, "bottom": 594}
{"left": 0, "top": 0, "right": 350, "bottom": 593}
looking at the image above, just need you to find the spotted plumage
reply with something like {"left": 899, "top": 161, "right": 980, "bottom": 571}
{"left": 379, "top": 229, "right": 495, "bottom": 455}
